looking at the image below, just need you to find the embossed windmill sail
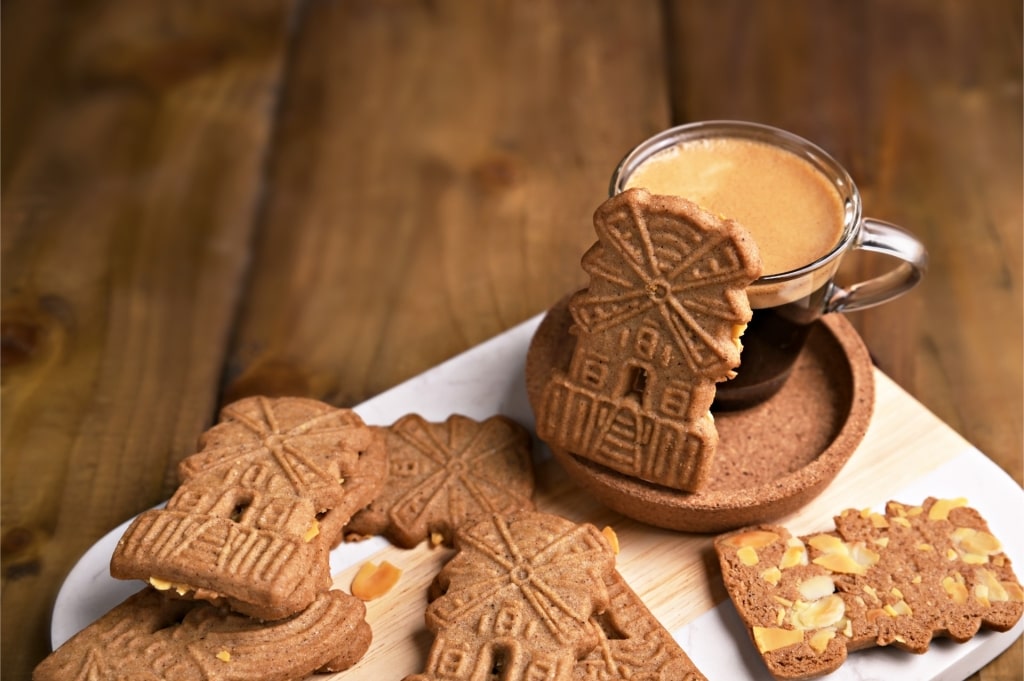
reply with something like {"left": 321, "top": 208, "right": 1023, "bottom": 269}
{"left": 572, "top": 191, "right": 757, "bottom": 374}
{"left": 536, "top": 189, "right": 761, "bottom": 492}
{"left": 345, "top": 414, "right": 535, "bottom": 548}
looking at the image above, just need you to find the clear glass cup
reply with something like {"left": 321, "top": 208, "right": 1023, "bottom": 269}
{"left": 610, "top": 121, "right": 928, "bottom": 410}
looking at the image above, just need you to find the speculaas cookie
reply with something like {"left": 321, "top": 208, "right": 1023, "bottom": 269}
{"left": 535, "top": 188, "right": 761, "bottom": 492}
{"left": 715, "top": 497, "right": 1024, "bottom": 680}
{"left": 579, "top": 568, "right": 708, "bottom": 680}
{"left": 345, "top": 413, "right": 535, "bottom": 548}
{"left": 405, "top": 511, "right": 618, "bottom": 680}
{"left": 318, "top": 425, "right": 388, "bottom": 549}
{"left": 33, "top": 586, "right": 371, "bottom": 681}
{"left": 110, "top": 395, "right": 385, "bottom": 620}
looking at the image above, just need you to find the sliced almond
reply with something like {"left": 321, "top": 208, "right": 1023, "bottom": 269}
{"left": 883, "top": 600, "right": 912, "bottom": 617}
{"left": 149, "top": 576, "right": 173, "bottom": 591}
{"left": 1003, "top": 581, "right": 1024, "bottom": 602}
{"left": 724, "top": 530, "right": 780, "bottom": 550}
{"left": 807, "top": 534, "right": 846, "bottom": 555}
{"left": 942, "top": 573, "right": 969, "bottom": 605}
{"left": 351, "top": 560, "right": 402, "bottom": 601}
{"left": 928, "top": 497, "right": 968, "bottom": 521}
{"left": 761, "top": 566, "right": 782, "bottom": 586}
{"left": 752, "top": 626, "right": 803, "bottom": 653}
{"left": 976, "top": 569, "right": 1011, "bottom": 603}
{"left": 813, "top": 553, "right": 868, "bottom": 576}
{"left": 601, "top": 526, "right": 620, "bottom": 555}
{"left": 780, "top": 538, "right": 808, "bottom": 569}
{"left": 952, "top": 527, "right": 1001, "bottom": 558}
{"left": 797, "top": 575, "right": 836, "bottom": 602}
{"left": 792, "top": 595, "right": 845, "bottom": 630}
{"left": 809, "top": 628, "right": 836, "bottom": 653}
{"left": 974, "top": 583, "right": 991, "bottom": 607}
{"left": 737, "top": 545, "right": 759, "bottom": 566}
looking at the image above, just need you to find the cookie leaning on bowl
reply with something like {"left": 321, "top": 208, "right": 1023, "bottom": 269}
{"left": 534, "top": 188, "right": 762, "bottom": 493}
{"left": 714, "top": 496, "right": 1024, "bottom": 680}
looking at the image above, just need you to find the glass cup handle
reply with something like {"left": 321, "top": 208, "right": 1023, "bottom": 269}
{"left": 825, "top": 219, "right": 928, "bottom": 313}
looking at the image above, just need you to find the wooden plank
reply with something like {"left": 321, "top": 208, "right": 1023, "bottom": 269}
{"left": 223, "top": 0, "right": 671, "bottom": 408}
{"left": 0, "top": 1, "right": 296, "bottom": 677}
{"left": 663, "top": 2, "right": 1023, "bottom": 677}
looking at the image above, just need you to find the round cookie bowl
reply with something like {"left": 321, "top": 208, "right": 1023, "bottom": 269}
{"left": 525, "top": 296, "right": 875, "bottom": 533}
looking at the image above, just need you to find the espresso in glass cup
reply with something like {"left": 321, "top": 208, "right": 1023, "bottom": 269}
{"left": 611, "top": 121, "right": 927, "bottom": 410}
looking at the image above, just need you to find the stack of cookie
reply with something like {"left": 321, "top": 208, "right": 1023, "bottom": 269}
{"left": 33, "top": 404, "right": 547, "bottom": 680}
{"left": 35, "top": 396, "right": 386, "bottom": 681}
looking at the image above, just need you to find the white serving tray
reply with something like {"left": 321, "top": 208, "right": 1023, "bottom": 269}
{"left": 51, "top": 313, "right": 1024, "bottom": 680}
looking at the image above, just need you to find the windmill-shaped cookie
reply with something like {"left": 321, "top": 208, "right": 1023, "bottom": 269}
{"left": 346, "top": 414, "right": 535, "bottom": 548}
{"left": 407, "top": 512, "right": 617, "bottom": 681}
{"left": 536, "top": 188, "right": 761, "bottom": 491}
{"left": 34, "top": 586, "right": 372, "bottom": 681}
{"left": 111, "top": 396, "right": 386, "bottom": 620}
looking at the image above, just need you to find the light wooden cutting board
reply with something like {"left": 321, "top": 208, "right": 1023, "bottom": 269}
{"left": 52, "top": 314, "right": 1024, "bottom": 680}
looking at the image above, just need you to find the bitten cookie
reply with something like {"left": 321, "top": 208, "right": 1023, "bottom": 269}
{"left": 33, "top": 587, "right": 371, "bottom": 681}
{"left": 111, "top": 396, "right": 385, "bottom": 620}
{"left": 535, "top": 188, "right": 761, "bottom": 492}
{"left": 346, "top": 413, "right": 535, "bottom": 548}
{"left": 405, "top": 511, "right": 618, "bottom": 680}
{"left": 715, "top": 497, "right": 1024, "bottom": 680}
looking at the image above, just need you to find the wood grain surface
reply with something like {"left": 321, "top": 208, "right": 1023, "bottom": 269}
{"left": 2, "top": 1, "right": 1020, "bottom": 679}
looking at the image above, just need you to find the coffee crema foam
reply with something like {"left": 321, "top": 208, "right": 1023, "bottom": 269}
{"left": 623, "top": 137, "right": 846, "bottom": 307}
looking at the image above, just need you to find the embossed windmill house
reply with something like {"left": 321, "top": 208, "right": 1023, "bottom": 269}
{"left": 537, "top": 189, "right": 761, "bottom": 492}
{"left": 111, "top": 396, "right": 377, "bottom": 619}
{"left": 410, "top": 513, "right": 617, "bottom": 681}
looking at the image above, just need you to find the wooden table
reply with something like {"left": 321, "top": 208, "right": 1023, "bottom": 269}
{"left": 2, "top": 2, "right": 1020, "bottom": 679}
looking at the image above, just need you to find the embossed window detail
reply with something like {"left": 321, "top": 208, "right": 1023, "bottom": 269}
{"left": 660, "top": 382, "right": 691, "bottom": 418}
{"left": 634, "top": 324, "right": 659, "bottom": 360}
{"left": 487, "top": 643, "right": 511, "bottom": 680}
{"left": 493, "top": 606, "right": 520, "bottom": 635}
{"left": 392, "top": 459, "right": 420, "bottom": 476}
{"left": 619, "top": 362, "right": 652, "bottom": 407}
{"left": 580, "top": 355, "right": 608, "bottom": 388}
{"left": 629, "top": 366, "right": 647, "bottom": 400}
{"left": 228, "top": 491, "right": 254, "bottom": 523}
{"left": 436, "top": 646, "right": 469, "bottom": 676}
